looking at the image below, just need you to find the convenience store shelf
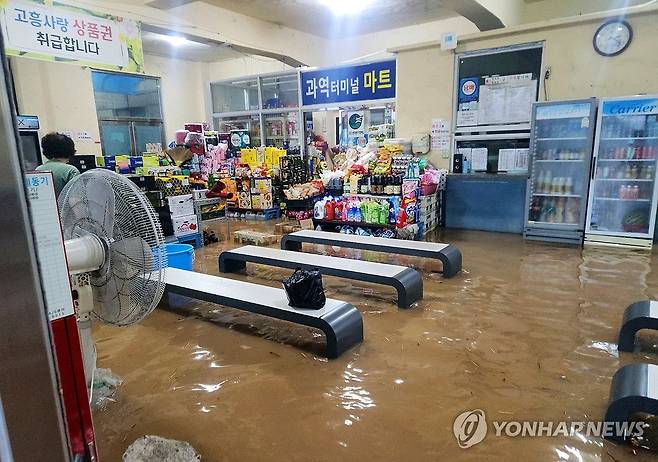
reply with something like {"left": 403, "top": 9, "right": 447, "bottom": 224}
{"left": 535, "top": 137, "right": 588, "bottom": 141}
{"left": 601, "top": 137, "right": 658, "bottom": 141}
{"left": 532, "top": 193, "right": 581, "bottom": 198}
{"left": 343, "top": 193, "right": 400, "bottom": 199}
{"left": 597, "top": 158, "right": 656, "bottom": 162}
{"left": 534, "top": 159, "right": 584, "bottom": 163}
{"left": 597, "top": 178, "right": 653, "bottom": 182}
{"left": 594, "top": 197, "right": 651, "bottom": 202}
{"left": 313, "top": 218, "right": 396, "bottom": 229}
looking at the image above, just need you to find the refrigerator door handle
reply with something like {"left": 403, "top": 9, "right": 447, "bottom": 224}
{"left": 590, "top": 156, "right": 597, "bottom": 180}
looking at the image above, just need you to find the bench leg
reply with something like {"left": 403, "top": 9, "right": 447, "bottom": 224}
{"left": 281, "top": 237, "right": 302, "bottom": 251}
{"left": 316, "top": 304, "right": 364, "bottom": 359}
{"left": 394, "top": 268, "right": 423, "bottom": 309}
{"left": 439, "top": 244, "right": 462, "bottom": 278}
{"left": 219, "top": 255, "right": 246, "bottom": 273}
{"left": 605, "top": 363, "right": 658, "bottom": 442}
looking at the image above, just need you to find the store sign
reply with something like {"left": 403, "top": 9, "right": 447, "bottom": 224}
{"left": 347, "top": 110, "right": 368, "bottom": 147}
{"left": 1, "top": 0, "right": 144, "bottom": 73}
{"left": 458, "top": 78, "right": 479, "bottom": 103}
{"left": 536, "top": 103, "right": 590, "bottom": 120}
{"left": 603, "top": 98, "right": 658, "bottom": 116}
{"left": 301, "top": 59, "right": 396, "bottom": 106}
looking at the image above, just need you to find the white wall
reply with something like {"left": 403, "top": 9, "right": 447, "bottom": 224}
{"left": 143, "top": 54, "right": 208, "bottom": 142}
{"left": 11, "top": 52, "right": 212, "bottom": 154}
{"left": 394, "top": 6, "right": 658, "bottom": 168}
{"left": 11, "top": 58, "right": 102, "bottom": 155}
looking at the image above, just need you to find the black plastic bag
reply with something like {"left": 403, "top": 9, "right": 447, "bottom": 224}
{"left": 282, "top": 268, "right": 326, "bottom": 309}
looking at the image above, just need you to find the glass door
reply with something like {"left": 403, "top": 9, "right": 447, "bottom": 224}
{"left": 526, "top": 99, "right": 596, "bottom": 236}
{"left": 586, "top": 96, "right": 658, "bottom": 239}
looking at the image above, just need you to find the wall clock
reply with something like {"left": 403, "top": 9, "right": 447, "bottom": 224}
{"left": 593, "top": 19, "right": 633, "bottom": 57}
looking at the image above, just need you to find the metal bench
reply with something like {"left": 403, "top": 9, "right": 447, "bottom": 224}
{"left": 618, "top": 300, "right": 658, "bottom": 352}
{"left": 281, "top": 230, "right": 462, "bottom": 278}
{"left": 163, "top": 267, "right": 363, "bottom": 359}
{"left": 219, "top": 246, "right": 423, "bottom": 309}
{"left": 605, "top": 363, "right": 658, "bottom": 442}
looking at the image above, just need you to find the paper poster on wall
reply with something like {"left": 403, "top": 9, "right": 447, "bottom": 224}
{"left": 431, "top": 118, "right": 451, "bottom": 158}
{"left": 479, "top": 73, "right": 536, "bottom": 125}
{"left": 456, "top": 108, "right": 478, "bottom": 126}
{"left": 0, "top": 0, "right": 145, "bottom": 73}
{"left": 24, "top": 172, "right": 74, "bottom": 321}
{"left": 470, "top": 147, "right": 488, "bottom": 171}
{"left": 76, "top": 131, "right": 91, "bottom": 141}
{"left": 456, "top": 72, "right": 537, "bottom": 127}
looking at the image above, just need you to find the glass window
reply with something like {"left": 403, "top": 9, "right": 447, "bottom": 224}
{"left": 92, "top": 70, "right": 164, "bottom": 156}
{"left": 215, "top": 114, "right": 261, "bottom": 147}
{"left": 92, "top": 71, "right": 162, "bottom": 119}
{"left": 210, "top": 78, "right": 259, "bottom": 113}
{"left": 99, "top": 121, "right": 132, "bottom": 156}
{"left": 260, "top": 73, "right": 299, "bottom": 109}
{"left": 264, "top": 112, "right": 300, "bottom": 148}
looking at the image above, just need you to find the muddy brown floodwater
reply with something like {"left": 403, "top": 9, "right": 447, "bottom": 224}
{"left": 93, "top": 221, "right": 658, "bottom": 461}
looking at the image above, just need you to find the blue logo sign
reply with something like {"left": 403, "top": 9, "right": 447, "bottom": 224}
{"left": 603, "top": 98, "right": 658, "bottom": 116}
{"left": 458, "top": 78, "right": 479, "bottom": 103}
{"left": 301, "top": 60, "right": 396, "bottom": 106}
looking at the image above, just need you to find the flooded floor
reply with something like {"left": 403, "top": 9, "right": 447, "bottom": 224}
{"left": 93, "top": 221, "right": 658, "bottom": 461}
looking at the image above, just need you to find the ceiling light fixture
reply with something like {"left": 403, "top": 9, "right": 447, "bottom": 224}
{"left": 160, "top": 34, "right": 191, "bottom": 46}
{"left": 318, "top": 0, "right": 374, "bottom": 16}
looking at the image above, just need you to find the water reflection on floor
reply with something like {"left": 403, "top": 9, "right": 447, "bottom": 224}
{"left": 93, "top": 221, "right": 658, "bottom": 461}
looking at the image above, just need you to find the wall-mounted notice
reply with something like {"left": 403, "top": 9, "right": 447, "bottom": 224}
{"left": 24, "top": 172, "right": 74, "bottom": 321}
{"left": 76, "top": 131, "right": 91, "bottom": 141}
{"left": 457, "top": 72, "right": 537, "bottom": 127}
{"left": 1, "top": 0, "right": 144, "bottom": 73}
{"left": 431, "top": 118, "right": 451, "bottom": 158}
{"left": 497, "top": 148, "right": 528, "bottom": 172}
{"left": 470, "top": 147, "right": 488, "bottom": 171}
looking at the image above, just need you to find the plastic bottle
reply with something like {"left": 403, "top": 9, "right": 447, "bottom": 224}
{"left": 555, "top": 198, "right": 565, "bottom": 223}
{"left": 463, "top": 156, "right": 471, "bottom": 174}
{"left": 325, "top": 198, "right": 335, "bottom": 221}
{"left": 379, "top": 200, "right": 389, "bottom": 225}
{"left": 536, "top": 170, "right": 545, "bottom": 193}
{"left": 354, "top": 199, "right": 363, "bottom": 222}
{"left": 544, "top": 171, "right": 552, "bottom": 194}
{"left": 565, "top": 177, "right": 573, "bottom": 195}
{"left": 314, "top": 199, "right": 325, "bottom": 220}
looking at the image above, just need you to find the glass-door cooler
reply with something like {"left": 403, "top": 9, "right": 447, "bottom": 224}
{"left": 524, "top": 98, "right": 598, "bottom": 244}
{"left": 585, "top": 95, "right": 658, "bottom": 249}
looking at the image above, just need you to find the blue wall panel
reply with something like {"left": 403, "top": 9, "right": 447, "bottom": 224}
{"left": 445, "top": 175, "right": 527, "bottom": 234}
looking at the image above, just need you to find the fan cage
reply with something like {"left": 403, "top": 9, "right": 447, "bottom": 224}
{"left": 59, "top": 169, "right": 167, "bottom": 326}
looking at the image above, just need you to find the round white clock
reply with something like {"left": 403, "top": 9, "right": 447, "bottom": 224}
{"left": 593, "top": 19, "right": 633, "bottom": 57}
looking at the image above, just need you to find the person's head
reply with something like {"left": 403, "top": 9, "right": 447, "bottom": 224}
{"left": 41, "top": 132, "right": 76, "bottom": 161}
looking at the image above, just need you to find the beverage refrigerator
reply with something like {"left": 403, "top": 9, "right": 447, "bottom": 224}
{"left": 585, "top": 95, "right": 658, "bottom": 249}
{"left": 524, "top": 98, "right": 598, "bottom": 244}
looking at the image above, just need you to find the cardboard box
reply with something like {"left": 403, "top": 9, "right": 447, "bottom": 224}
{"left": 172, "top": 214, "right": 198, "bottom": 236}
{"left": 168, "top": 194, "right": 194, "bottom": 217}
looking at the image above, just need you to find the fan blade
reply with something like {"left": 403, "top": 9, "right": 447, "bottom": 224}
{"left": 109, "top": 237, "right": 152, "bottom": 280}
{"left": 81, "top": 175, "right": 116, "bottom": 238}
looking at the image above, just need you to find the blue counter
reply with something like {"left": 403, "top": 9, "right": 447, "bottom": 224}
{"left": 444, "top": 173, "right": 527, "bottom": 234}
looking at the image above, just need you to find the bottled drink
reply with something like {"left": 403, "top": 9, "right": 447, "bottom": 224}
{"left": 633, "top": 185, "right": 640, "bottom": 199}
{"left": 546, "top": 199, "right": 556, "bottom": 223}
{"left": 544, "top": 171, "right": 552, "bottom": 194}
{"left": 555, "top": 198, "right": 565, "bottom": 223}
{"left": 565, "top": 198, "right": 579, "bottom": 224}
{"left": 565, "top": 177, "right": 573, "bottom": 195}
{"left": 360, "top": 176, "right": 369, "bottom": 194}
{"left": 536, "top": 170, "right": 545, "bottom": 193}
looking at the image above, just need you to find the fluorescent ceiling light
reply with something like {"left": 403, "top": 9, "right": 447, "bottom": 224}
{"left": 318, "top": 0, "right": 374, "bottom": 16}
{"left": 160, "top": 34, "right": 191, "bottom": 46}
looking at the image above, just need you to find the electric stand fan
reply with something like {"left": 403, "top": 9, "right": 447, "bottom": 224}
{"left": 58, "top": 169, "right": 168, "bottom": 386}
